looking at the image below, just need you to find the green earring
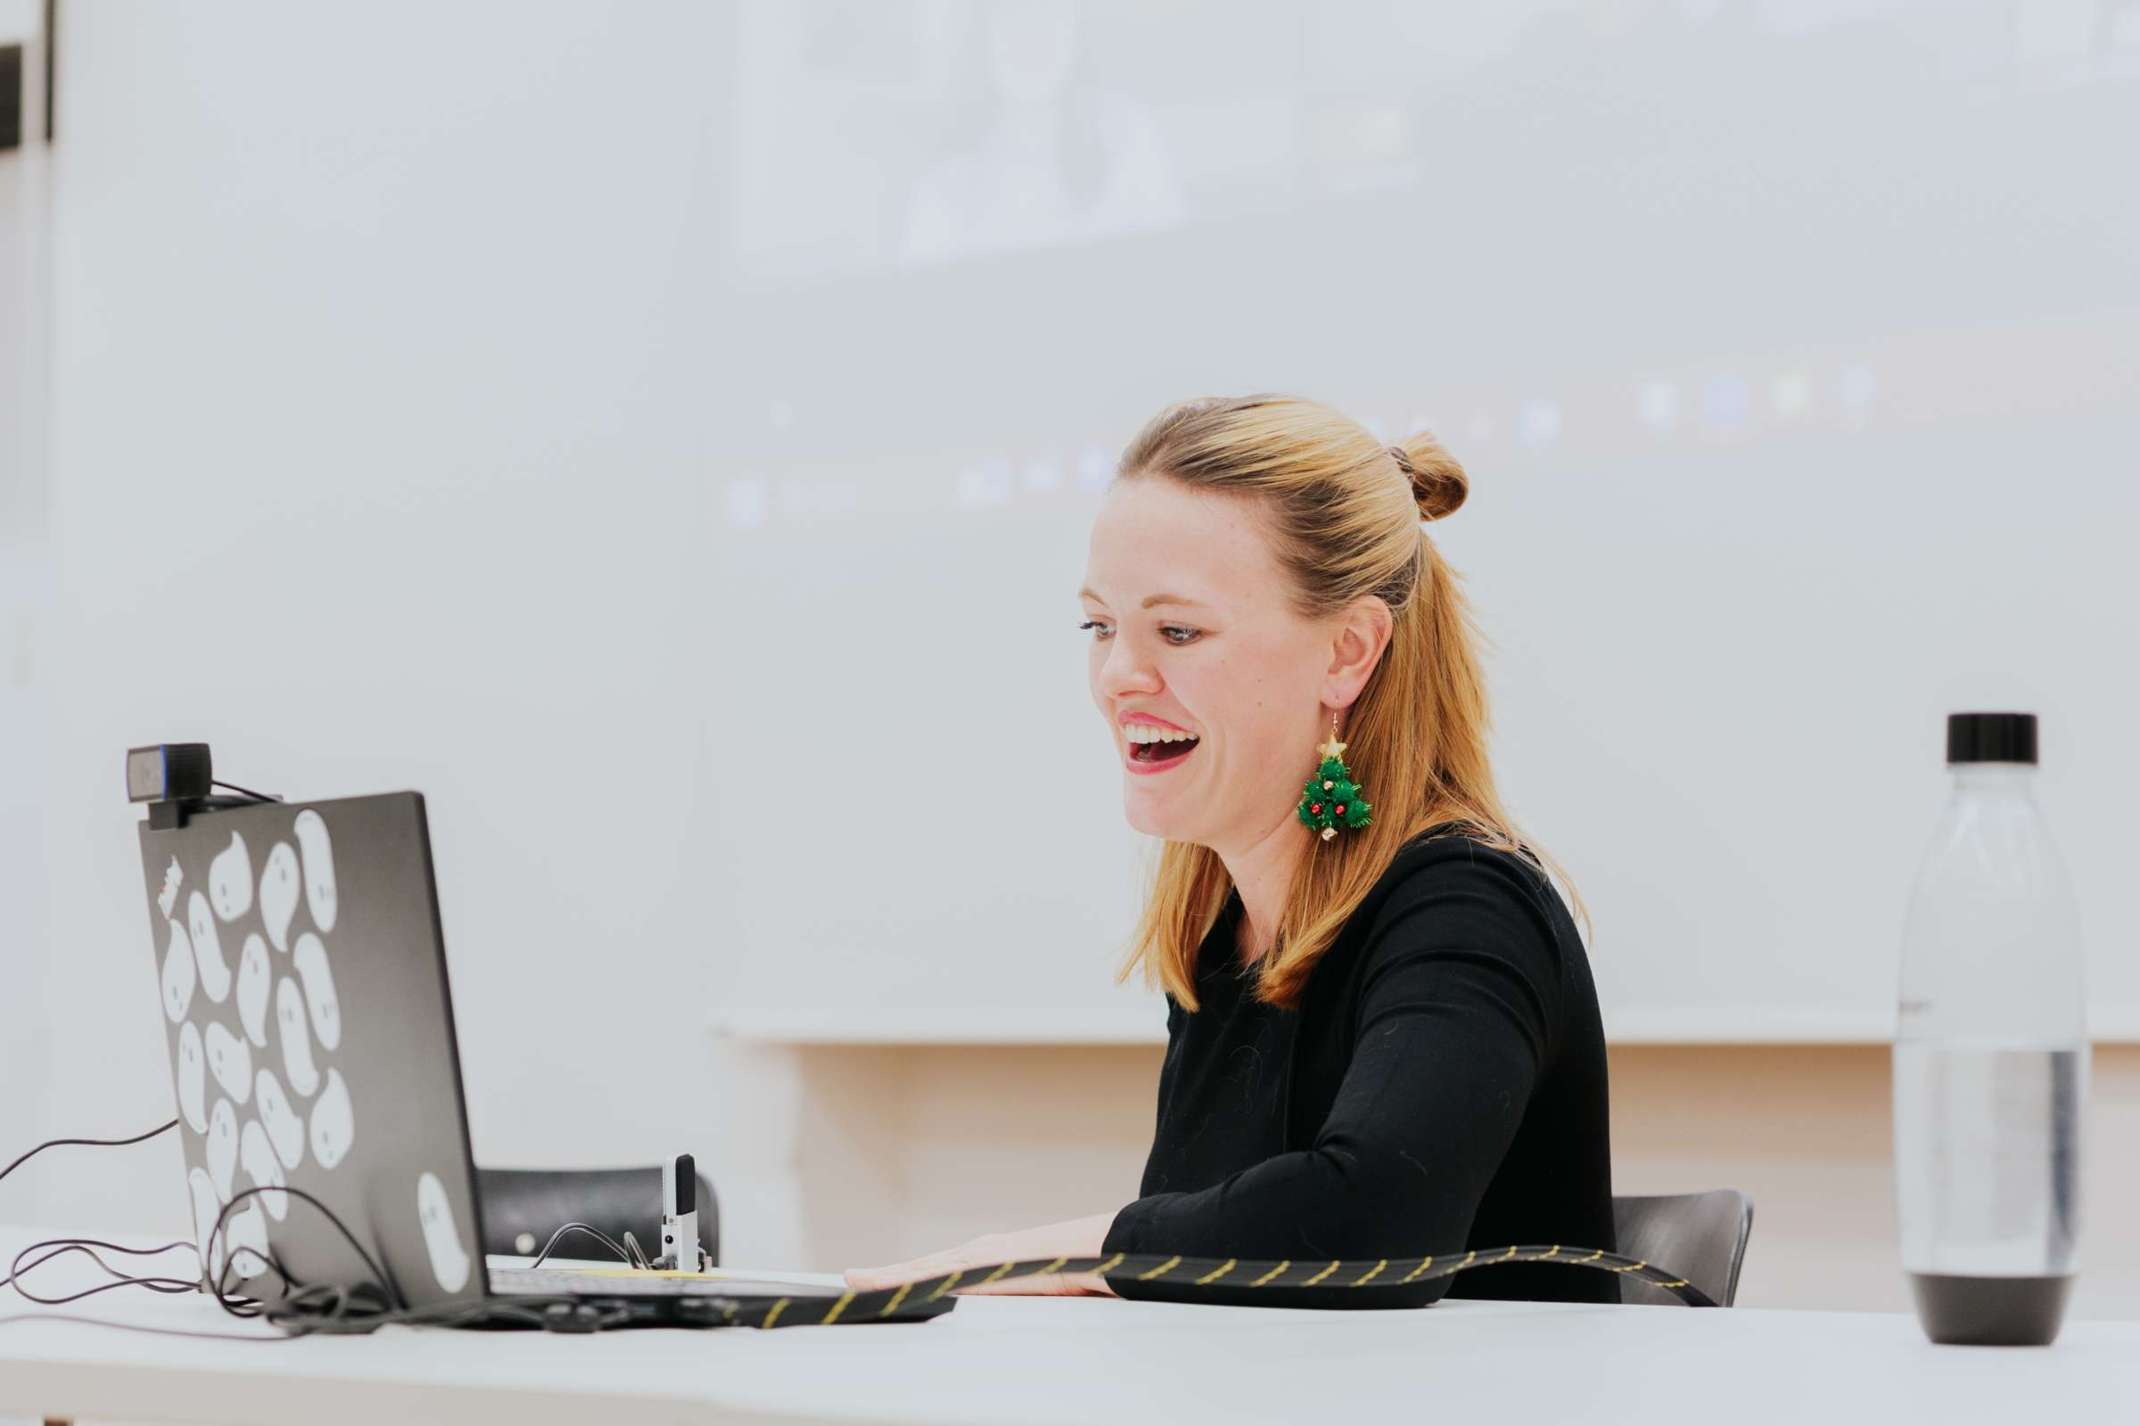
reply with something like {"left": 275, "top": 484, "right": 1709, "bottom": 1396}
{"left": 1297, "top": 712, "right": 1372, "bottom": 843}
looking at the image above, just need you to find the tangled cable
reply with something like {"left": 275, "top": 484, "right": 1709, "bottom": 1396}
{"left": 6, "top": 1236, "right": 202, "bottom": 1306}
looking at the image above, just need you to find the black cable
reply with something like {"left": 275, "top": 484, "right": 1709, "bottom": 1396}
{"left": 195, "top": 1194, "right": 591, "bottom": 1337}
{"left": 4, "top": 1238, "right": 199, "bottom": 1303}
{"left": 10, "top": 1268, "right": 201, "bottom": 1307}
{"left": 201, "top": 1199, "right": 638, "bottom": 1335}
{"left": 204, "top": 1185, "right": 400, "bottom": 1318}
{"left": 3, "top": 1237, "right": 197, "bottom": 1287}
{"left": 129, "top": 1189, "right": 625, "bottom": 1337}
{"left": 523, "top": 1221, "right": 637, "bottom": 1271}
{"left": 0, "top": 1124, "right": 212, "bottom": 1317}
{"left": 0, "top": 1124, "right": 640, "bottom": 1339}
{"left": 210, "top": 779, "right": 282, "bottom": 802}
{"left": 0, "top": 1119, "right": 178, "bottom": 1184}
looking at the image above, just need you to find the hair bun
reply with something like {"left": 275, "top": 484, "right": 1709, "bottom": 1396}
{"left": 1388, "top": 435, "right": 1468, "bottom": 521}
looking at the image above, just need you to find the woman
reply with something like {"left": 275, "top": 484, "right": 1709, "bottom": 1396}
{"left": 846, "top": 394, "right": 1615, "bottom": 1308}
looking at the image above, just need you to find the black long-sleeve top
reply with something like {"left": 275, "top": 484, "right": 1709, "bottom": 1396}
{"left": 1103, "top": 824, "right": 1617, "bottom": 1309}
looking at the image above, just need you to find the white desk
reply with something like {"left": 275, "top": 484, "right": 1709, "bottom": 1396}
{"left": 3, "top": 1225, "right": 2135, "bottom": 1425}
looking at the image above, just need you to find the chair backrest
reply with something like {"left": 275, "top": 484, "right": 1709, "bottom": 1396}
{"left": 475, "top": 1165, "right": 721, "bottom": 1266}
{"left": 1611, "top": 1189, "right": 1752, "bottom": 1307}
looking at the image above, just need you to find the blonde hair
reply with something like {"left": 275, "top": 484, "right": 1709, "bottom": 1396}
{"left": 1108, "top": 394, "right": 1592, "bottom": 1012}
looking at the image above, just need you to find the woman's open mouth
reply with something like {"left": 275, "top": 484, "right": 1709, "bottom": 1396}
{"left": 1125, "top": 733, "right": 1200, "bottom": 774}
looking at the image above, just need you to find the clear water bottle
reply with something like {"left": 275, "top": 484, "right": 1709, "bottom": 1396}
{"left": 1894, "top": 711, "right": 2087, "bottom": 1346}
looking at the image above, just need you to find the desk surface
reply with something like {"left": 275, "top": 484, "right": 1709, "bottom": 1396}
{"left": 4, "top": 1225, "right": 2135, "bottom": 1425}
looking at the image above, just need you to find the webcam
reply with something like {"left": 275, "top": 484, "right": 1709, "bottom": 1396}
{"left": 127, "top": 742, "right": 261, "bottom": 829}
{"left": 127, "top": 743, "right": 214, "bottom": 804}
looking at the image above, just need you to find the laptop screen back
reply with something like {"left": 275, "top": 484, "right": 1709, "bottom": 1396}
{"left": 136, "top": 790, "right": 487, "bottom": 1314}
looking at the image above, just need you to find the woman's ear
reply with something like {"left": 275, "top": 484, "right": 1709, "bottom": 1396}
{"left": 1322, "top": 595, "right": 1394, "bottom": 706}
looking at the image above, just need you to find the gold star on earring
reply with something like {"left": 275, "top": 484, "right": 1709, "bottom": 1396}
{"left": 1318, "top": 735, "right": 1347, "bottom": 762}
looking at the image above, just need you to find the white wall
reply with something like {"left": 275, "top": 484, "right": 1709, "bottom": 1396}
{"left": 24, "top": 1, "right": 762, "bottom": 1241}
{"left": 0, "top": 63, "right": 53, "bottom": 1205}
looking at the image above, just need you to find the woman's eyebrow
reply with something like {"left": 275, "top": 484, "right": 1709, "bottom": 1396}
{"left": 1078, "top": 588, "right": 1209, "bottom": 610}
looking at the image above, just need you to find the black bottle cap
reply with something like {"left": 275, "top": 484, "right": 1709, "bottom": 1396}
{"left": 1946, "top": 712, "right": 2037, "bottom": 766}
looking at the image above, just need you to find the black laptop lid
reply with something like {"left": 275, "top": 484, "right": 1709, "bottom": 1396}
{"left": 136, "top": 791, "right": 488, "bottom": 1314}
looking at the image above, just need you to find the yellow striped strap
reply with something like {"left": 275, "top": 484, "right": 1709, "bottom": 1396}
{"left": 1194, "top": 1258, "right": 1237, "bottom": 1285}
{"left": 736, "top": 1243, "right": 1715, "bottom": 1326}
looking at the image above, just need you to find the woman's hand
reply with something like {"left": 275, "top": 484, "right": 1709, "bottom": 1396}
{"left": 843, "top": 1212, "right": 1121, "bottom": 1298}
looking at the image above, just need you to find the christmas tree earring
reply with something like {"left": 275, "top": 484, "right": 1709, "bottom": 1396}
{"left": 1297, "top": 711, "right": 1372, "bottom": 843}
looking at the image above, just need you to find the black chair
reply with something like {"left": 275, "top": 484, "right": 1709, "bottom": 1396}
{"left": 1612, "top": 1189, "right": 1753, "bottom": 1307}
{"left": 476, "top": 1166, "right": 720, "bottom": 1267}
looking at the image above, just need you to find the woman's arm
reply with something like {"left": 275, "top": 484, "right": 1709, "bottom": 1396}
{"left": 843, "top": 1211, "right": 1121, "bottom": 1296}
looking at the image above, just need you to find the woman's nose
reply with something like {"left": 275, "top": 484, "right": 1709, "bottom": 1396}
{"left": 1095, "top": 638, "right": 1161, "bottom": 699}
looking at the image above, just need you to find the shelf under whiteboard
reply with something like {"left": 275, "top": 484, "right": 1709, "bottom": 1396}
{"left": 710, "top": 1004, "right": 2140, "bottom": 1046}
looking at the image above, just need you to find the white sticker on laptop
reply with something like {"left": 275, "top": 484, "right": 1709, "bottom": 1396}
{"left": 255, "top": 1068, "right": 305, "bottom": 1171}
{"left": 417, "top": 1171, "right": 472, "bottom": 1293}
{"left": 176, "top": 1021, "right": 207, "bottom": 1133}
{"left": 276, "top": 978, "right": 320, "bottom": 1098}
{"left": 237, "top": 935, "right": 271, "bottom": 1046}
{"left": 188, "top": 891, "right": 231, "bottom": 1002}
{"left": 205, "top": 1021, "right": 253, "bottom": 1105}
{"left": 294, "top": 809, "right": 338, "bottom": 933}
{"left": 158, "top": 855, "right": 183, "bottom": 920}
{"left": 310, "top": 1067, "right": 355, "bottom": 1170}
{"left": 209, "top": 831, "right": 253, "bottom": 922}
{"left": 225, "top": 1200, "right": 271, "bottom": 1282}
{"left": 207, "top": 1097, "right": 238, "bottom": 1199}
{"left": 161, "top": 919, "right": 197, "bottom": 1023}
{"left": 292, "top": 932, "right": 342, "bottom": 1051}
{"left": 260, "top": 841, "right": 300, "bottom": 953}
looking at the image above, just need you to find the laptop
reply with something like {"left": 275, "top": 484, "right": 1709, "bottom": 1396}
{"left": 133, "top": 780, "right": 952, "bottom": 1328}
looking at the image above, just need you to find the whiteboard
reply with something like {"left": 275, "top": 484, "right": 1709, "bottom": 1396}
{"left": 705, "top": 1, "right": 2140, "bottom": 1039}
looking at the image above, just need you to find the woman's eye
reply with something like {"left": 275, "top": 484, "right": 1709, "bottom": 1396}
{"left": 1078, "top": 620, "right": 1199, "bottom": 646}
